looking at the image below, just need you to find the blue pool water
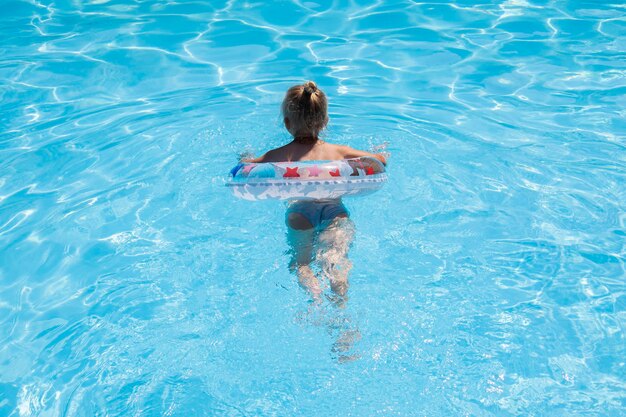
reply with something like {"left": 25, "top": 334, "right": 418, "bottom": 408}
{"left": 1, "top": 0, "right": 625, "bottom": 415}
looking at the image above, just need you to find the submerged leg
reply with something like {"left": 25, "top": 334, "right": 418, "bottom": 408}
{"left": 332, "top": 327, "right": 362, "bottom": 363}
{"left": 286, "top": 213, "right": 321, "bottom": 300}
{"left": 316, "top": 216, "right": 355, "bottom": 298}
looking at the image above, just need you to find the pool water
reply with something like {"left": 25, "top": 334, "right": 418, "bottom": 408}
{"left": 1, "top": 0, "right": 625, "bottom": 415}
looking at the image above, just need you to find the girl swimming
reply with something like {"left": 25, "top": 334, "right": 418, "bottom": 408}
{"left": 242, "top": 81, "right": 387, "bottom": 301}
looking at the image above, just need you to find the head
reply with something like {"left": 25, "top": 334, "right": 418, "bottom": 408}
{"left": 281, "top": 81, "right": 328, "bottom": 138}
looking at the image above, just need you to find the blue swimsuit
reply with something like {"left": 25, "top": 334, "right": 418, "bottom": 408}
{"left": 286, "top": 199, "right": 348, "bottom": 229}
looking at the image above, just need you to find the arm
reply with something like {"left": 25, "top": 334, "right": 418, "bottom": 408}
{"left": 339, "top": 146, "right": 387, "bottom": 166}
{"left": 240, "top": 148, "right": 285, "bottom": 163}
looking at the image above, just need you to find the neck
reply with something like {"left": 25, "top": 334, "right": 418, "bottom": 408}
{"left": 293, "top": 136, "right": 319, "bottom": 145}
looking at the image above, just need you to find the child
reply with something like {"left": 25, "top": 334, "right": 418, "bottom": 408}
{"left": 243, "top": 81, "right": 387, "bottom": 301}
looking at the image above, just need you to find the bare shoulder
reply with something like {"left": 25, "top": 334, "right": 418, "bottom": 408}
{"left": 324, "top": 142, "right": 351, "bottom": 158}
{"left": 260, "top": 144, "right": 299, "bottom": 163}
{"left": 335, "top": 144, "right": 367, "bottom": 158}
{"left": 335, "top": 144, "right": 387, "bottom": 165}
{"left": 259, "top": 148, "right": 282, "bottom": 162}
{"left": 334, "top": 144, "right": 357, "bottom": 155}
{"left": 241, "top": 147, "right": 283, "bottom": 163}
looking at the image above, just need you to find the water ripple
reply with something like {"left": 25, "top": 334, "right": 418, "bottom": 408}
{"left": 1, "top": 0, "right": 625, "bottom": 416}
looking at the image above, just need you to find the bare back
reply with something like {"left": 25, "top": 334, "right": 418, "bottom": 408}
{"left": 248, "top": 140, "right": 387, "bottom": 165}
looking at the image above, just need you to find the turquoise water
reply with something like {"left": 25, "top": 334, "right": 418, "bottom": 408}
{"left": 1, "top": 0, "right": 625, "bottom": 415}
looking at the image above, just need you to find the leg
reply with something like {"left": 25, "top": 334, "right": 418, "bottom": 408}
{"left": 286, "top": 213, "right": 321, "bottom": 300}
{"left": 316, "top": 216, "right": 354, "bottom": 298}
{"left": 332, "top": 326, "right": 362, "bottom": 363}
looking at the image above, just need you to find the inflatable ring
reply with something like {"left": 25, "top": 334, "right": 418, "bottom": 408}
{"left": 227, "top": 156, "right": 387, "bottom": 201}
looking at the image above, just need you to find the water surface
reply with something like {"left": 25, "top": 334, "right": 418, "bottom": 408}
{"left": 1, "top": 0, "right": 625, "bottom": 416}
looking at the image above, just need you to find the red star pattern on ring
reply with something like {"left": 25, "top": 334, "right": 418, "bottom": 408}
{"left": 283, "top": 167, "right": 300, "bottom": 177}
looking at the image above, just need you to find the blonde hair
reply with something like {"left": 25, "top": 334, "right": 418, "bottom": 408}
{"left": 281, "top": 81, "right": 328, "bottom": 137}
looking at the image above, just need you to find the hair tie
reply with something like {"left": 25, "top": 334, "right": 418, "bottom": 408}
{"left": 303, "top": 81, "right": 317, "bottom": 96}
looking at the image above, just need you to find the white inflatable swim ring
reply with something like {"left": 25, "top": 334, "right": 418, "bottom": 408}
{"left": 227, "top": 156, "right": 387, "bottom": 201}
